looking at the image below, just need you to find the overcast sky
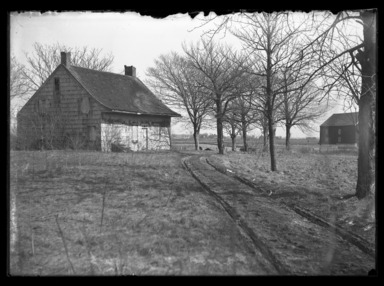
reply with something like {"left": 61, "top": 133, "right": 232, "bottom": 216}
{"left": 10, "top": 11, "right": 354, "bottom": 138}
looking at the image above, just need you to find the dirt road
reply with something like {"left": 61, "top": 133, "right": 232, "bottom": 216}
{"left": 182, "top": 155, "right": 375, "bottom": 275}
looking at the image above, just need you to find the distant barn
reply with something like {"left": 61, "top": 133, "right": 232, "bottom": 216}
{"left": 319, "top": 112, "right": 358, "bottom": 151}
{"left": 17, "top": 52, "right": 181, "bottom": 151}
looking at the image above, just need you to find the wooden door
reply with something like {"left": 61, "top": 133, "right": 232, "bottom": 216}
{"left": 141, "top": 127, "right": 148, "bottom": 151}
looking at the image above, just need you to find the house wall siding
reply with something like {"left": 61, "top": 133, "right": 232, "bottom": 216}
{"left": 17, "top": 65, "right": 108, "bottom": 149}
{"left": 320, "top": 125, "right": 356, "bottom": 145}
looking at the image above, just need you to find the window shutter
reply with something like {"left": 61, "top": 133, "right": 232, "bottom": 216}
{"left": 80, "top": 97, "right": 90, "bottom": 114}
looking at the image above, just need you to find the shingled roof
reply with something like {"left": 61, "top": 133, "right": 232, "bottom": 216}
{"left": 66, "top": 65, "right": 181, "bottom": 117}
{"left": 320, "top": 112, "right": 358, "bottom": 127}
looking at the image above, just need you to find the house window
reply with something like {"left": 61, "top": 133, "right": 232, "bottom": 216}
{"left": 338, "top": 129, "right": 342, "bottom": 135}
{"left": 53, "top": 78, "right": 61, "bottom": 106}
{"left": 37, "top": 99, "right": 47, "bottom": 114}
{"left": 142, "top": 127, "right": 148, "bottom": 150}
{"left": 80, "top": 96, "right": 90, "bottom": 115}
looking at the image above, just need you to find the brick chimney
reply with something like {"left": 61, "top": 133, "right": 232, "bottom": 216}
{"left": 124, "top": 65, "right": 136, "bottom": 77}
{"left": 61, "top": 52, "right": 71, "bottom": 67}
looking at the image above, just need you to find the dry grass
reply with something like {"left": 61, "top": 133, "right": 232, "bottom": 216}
{"left": 9, "top": 150, "right": 265, "bottom": 276}
{"left": 209, "top": 151, "right": 375, "bottom": 247}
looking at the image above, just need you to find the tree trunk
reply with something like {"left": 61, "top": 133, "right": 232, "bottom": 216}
{"left": 285, "top": 124, "right": 291, "bottom": 151}
{"left": 217, "top": 118, "right": 224, "bottom": 154}
{"left": 231, "top": 124, "right": 236, "bottom": 151}
{"left": 193, "top": 130, "right": 200, "bottom": 151}
{"left": 268, "top": 116, "right": 277, "bottom": 171}
{"left": 231, "top": 136, "right": 236, "bottom": 151}
{"left": 263, "top": 125, "right": 268, "bottom": 152}
{"left": 355, "top": 10, "right": 376, "bottom": 199}
{"left": 242, "top": 119, "right": 248, "bottom": 152}
{"left": 266, "top": 28, "right": 276, "bottom": 171}
{"left": 216, "top": 101, "right": 224, "bottom": 154}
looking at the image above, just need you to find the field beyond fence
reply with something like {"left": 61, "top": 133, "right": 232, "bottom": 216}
{"left": 173, "top": 137, "right": 320, "bottom": 152}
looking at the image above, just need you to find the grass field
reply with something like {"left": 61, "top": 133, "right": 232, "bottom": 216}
{"left": 9, "top": 150, "right": 267, "bottom": 275}
{"left": 9, "top": 147, "right": 375, "bottom": 275}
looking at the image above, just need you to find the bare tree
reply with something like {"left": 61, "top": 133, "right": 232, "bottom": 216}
{"left": 299, "top": 10, "right": 376, "bottom": 199}
{"left": 230, "top": 12, "right": 313, "bottom": 170}
{"left": 278, "top": 77, "right": 327, "bottom": 150}
{"left": 10, "top": 56, "right": 31, "bottom": 144}
{"left": 222, "top": 104, "right": 241, "bottom": 152}
{"left": 22, "top": 42, "right": 114, "bottom": 92}
{"left": 224, "top": 95, "right": 260, "bottom": 152}
{"left": 183, "top": 40, "right": 248, "bottom": 154}
{"left": 258, "top": 114, "right": 269, "bottom": 151}
{"left": 146, "top": 52, "right": 212, "bottom": 150}
{"left": 353, "top": 11, "right": 376, "bottom": 199}
{"left": 10, "top": 56, "right": 31, "bottom": 101}
{"left": 239, "top": 77, "right": 263, "bottom": 152}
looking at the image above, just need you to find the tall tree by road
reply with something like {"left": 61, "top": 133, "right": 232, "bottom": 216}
{"left": 300, "top": 10, "right": 376, "bottom": 199}
{"left": 355, "top": 11, "right": 376, "bottom": 199}
{"left": 232, "top": 12, "right": 311, "bottom": 170}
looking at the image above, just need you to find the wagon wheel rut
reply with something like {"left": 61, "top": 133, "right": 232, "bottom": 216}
{"left": 204, "top": 156, "right": 376, "bottom": 259}
{"left": 182, "top": 155, "right": 374, "bottom": 275}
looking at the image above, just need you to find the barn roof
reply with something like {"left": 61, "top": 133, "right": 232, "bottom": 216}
{"left": 66, "top": 65, "right": 181, "bottom": 117}
{"left": 320, "top": 112, "right": 358, "bottom": 127}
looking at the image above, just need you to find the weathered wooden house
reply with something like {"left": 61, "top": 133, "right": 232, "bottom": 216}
{"left": 17, "top": 52, "right": 181, "bottom": 151}
{"left": 319, "top": 112, "right": 358, "bottom": 151}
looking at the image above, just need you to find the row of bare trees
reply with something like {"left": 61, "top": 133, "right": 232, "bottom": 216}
{"left": 146, "top": 40, "right": 327, "bottom": 156}
{"left": 146, "top": 10, "right": 376, "bottom": 201}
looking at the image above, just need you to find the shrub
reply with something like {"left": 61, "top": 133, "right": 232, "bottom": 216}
{"left": 111, "top": 142, "right": 131, "bottom": 153}
{"left": 65, "top": 132, "right": 87, "bottom": 150}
